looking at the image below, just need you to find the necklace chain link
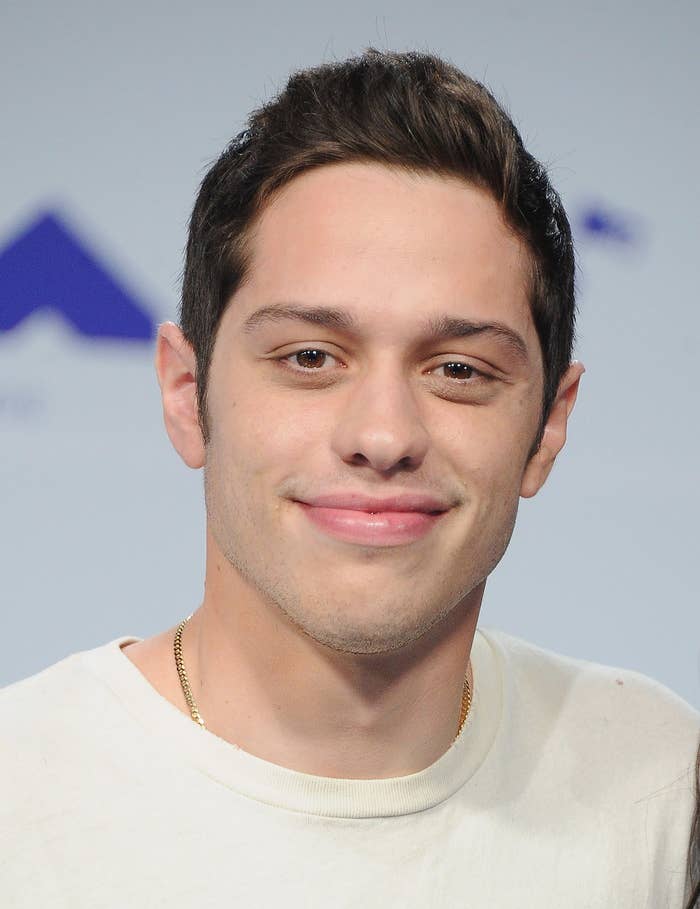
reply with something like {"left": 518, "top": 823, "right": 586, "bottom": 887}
{"left": 174, "top": 613, "right": 472, "bottom": 741}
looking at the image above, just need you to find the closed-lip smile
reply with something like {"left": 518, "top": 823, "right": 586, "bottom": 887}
{"left": 294, "top": 491, "right": 451, "bottom": 514}
{"left": 292, "top": 492, "right": 453, "bottom": 546}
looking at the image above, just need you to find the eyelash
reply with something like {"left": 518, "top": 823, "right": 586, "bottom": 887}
{"left": 276, "top": 348, "right": 493, "bottom": 385}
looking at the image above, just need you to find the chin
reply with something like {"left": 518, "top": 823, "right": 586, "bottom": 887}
{"left": 289, "top": 605, "right": 452, "bottom": 656}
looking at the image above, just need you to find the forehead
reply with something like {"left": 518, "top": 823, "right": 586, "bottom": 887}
{"left": 234, "top": 162, "right": 537, "bottom": 352}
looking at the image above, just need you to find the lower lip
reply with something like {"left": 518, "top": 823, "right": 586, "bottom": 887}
{"left": 295, "top": 502, "right": 447, "bottom": 547}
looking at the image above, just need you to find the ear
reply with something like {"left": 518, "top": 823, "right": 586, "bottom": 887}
{"left": 520, "top": 361, "right": 585, "bottom": 499}
{"left": 155, "top": 322, "right": 205, "bottom": 469}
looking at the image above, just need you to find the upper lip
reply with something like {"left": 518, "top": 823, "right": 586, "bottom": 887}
{"left": 294, "top": 492, "right": 452, "bottom": 514}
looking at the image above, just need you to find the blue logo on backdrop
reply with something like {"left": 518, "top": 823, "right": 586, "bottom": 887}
{"left": 577, "top": 205, "right": 639, "bottom": 246}
{"left": 0, "top": 212, "right": 155, "bottom": 341}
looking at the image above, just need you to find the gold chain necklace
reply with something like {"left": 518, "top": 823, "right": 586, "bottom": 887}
{"left": 174, "top": 613, "right": 473, "bottom": 741}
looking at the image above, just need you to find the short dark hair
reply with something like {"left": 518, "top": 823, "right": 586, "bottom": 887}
{"left": 180, "top": 47, "right": 577, "bottom": 449}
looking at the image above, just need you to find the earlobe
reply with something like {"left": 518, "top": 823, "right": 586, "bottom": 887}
{"left": 520, "top": 361, "right": 585, "bottom": 499}
{"left": 155, "top": 322, "right": 205, "bottom": 469}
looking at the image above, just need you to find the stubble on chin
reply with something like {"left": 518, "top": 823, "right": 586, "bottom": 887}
{"left": 202, "top": 459, "right": 514, "bottom": 658}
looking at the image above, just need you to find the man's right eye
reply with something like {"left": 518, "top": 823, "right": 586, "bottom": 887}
{"left": 278, "top": 349, "right": 341, "bottom": 372}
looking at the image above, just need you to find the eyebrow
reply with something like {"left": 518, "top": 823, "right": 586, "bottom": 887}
{"left": 423, "top": 312, "right": 529, "bottom": 363}
{"left": 241, "top": 303, "right": 529, "bottom": 363}
{"left": 242, "top": 304, "right": 358, "bottom": 335}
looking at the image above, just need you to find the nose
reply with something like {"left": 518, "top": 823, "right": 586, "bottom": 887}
{"left": 330, "top": 361, "right": 430, "bottom": 474}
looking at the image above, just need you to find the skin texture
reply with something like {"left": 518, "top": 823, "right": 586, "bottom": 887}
{"left": 124, "top": 162, "right": 583, "bottom": 778}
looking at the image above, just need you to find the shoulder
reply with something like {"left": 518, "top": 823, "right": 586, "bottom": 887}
{"left": 0, "top": 648, "right": 89, "bottom": 730}
{"left": 0, "top": 634, "right": 138, "bottom": 701}
{"left": 478, "top": 626, "right": 700, "bottom": 799}
{"left": 474, "top": 628, "right": 699, "bottom": 901}
{"left": 480, "top": 625, "right": 699, "bottom": 728}
{"left": 0, "top": 649, "right": 95, "bottom": 826}
{"left": 0, "top": 638, "right": 139, "bottom": 785}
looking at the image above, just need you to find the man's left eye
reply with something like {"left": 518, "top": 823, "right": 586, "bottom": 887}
{"left": 436, "top": 362, "right": 479, "bottom": 381}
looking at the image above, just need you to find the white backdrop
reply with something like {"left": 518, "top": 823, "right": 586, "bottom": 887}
{"left": 1, "top": 0, "right": 698, "bottom": 707}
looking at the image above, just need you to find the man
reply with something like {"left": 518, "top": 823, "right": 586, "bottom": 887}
{"left": 2, "top": 48, "right": 698, "bottom": 907}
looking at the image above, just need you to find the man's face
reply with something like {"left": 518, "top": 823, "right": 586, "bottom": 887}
{"left": 202, "top": 162, "right": 546, "bottom": 654}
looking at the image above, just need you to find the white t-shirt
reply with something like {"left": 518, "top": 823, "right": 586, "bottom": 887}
{"left": 1, "top": 626, "right": 698, "bottom": 908}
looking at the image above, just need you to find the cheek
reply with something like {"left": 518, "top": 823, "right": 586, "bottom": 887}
{"left": 447, "top": 403, "right": 534, "bottom": 472}
{"left": 212, "top": 376, "right": 326, "bottom": 480}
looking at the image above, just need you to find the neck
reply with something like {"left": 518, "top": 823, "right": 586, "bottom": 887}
{"left": 178, "top": 547, "right": 482, "bottom": 780}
